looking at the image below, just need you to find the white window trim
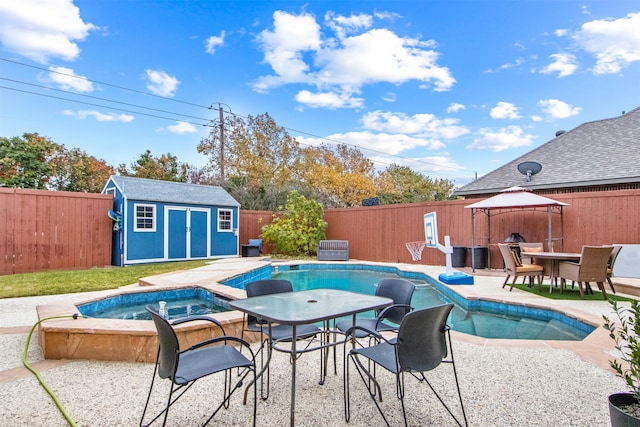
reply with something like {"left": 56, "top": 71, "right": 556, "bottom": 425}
{"left": 134, "top": 203, "right": 156, "bottom": 232}
{"left": 217, "top": 208, "right": 233, "bottom": 232}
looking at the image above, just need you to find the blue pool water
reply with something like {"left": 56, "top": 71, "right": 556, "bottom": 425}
{"left": 265, "top": 265, "right": 594, "bottom": 341}
{"left": 77, "top": 287, "right": 231, "bottom": 320}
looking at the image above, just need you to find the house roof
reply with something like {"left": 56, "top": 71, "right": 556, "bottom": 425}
{"left": 106, "top": 176, "right": 240, "bottom": 207}
{"left": 455, "top": 106, "right": 640, "bottom": 196}
{"left": 464, "top": 186, "right": 568, "bottom": 209}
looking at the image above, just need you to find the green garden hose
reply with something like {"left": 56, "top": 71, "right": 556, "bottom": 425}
{"left": 22, "top": 313, "right": 81, "bottom": 427}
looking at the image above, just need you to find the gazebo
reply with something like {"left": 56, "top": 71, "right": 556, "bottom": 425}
{"left": 464, "top": 186, "right": 569, "bottom": 271}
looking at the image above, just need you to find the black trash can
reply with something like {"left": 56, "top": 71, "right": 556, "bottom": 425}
{"left": 469, "top": 246, "right": 488, "bottom": 269}
{"left": 452, "top": 246, "right": 467, "bottom": 268}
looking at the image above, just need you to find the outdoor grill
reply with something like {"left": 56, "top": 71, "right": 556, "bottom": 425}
{"left": 504, "top": 232, "right": 526, "bottom": 244}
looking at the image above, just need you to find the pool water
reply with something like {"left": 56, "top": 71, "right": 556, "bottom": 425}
{"left": 271, "top": 269, "right": 591, "bottom": 341}
{"left": 77, "top": 287, "right": 231, "bottom": 321}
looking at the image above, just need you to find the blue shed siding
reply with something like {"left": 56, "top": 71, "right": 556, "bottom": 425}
{"left": 211, "top": 207, "right": 239, "bottom": 256}
{"left": 125, "top": 199, "right": 166, "bottom": 261}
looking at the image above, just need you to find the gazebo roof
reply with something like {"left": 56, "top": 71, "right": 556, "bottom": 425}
{"left": 464, "top": 187, "right": 568, "bottom": 210}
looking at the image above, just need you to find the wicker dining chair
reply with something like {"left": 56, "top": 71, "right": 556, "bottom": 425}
{"left": 498, "top": 243, "right": 544, "bottom": 291}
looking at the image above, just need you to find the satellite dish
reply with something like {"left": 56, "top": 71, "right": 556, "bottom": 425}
{"left": 517, "top": 161, "right": 542, "bottom": 182}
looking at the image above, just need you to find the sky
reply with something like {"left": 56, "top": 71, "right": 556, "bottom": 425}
{"left": 1, "top": 0, "right": 639, "bottom": 188}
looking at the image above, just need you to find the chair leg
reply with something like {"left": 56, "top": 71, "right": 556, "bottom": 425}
{"left": 597, "top": 281, "right": 608, "bottom": 300}
{"left": 347, "top": 352, "right": 389, "bottom": 425}
{"left": 502, "top": 275, "right": 512, "bottom": 289}
{"left": 607, "top": 277, "right": 617, "bottom": 294}
{"left": 576, "top": 281, "right": 585, "bottom": 298}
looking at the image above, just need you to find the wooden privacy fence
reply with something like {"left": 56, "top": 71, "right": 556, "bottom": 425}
{"left": 2, "top": 188, "right": 639, "bottom": 274}
{"left": 318, "top": 189, "right": 640, "bottom": 269}
{"left": 0, "top": 188, "right": 113, "bottom": 275}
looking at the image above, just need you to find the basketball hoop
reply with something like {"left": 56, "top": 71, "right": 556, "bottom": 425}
{"left": 405, "top": 241, "right": 426, "bottom": 261}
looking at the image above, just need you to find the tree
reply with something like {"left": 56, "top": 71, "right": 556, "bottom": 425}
{"left": 0, "top": 133, "right": 57, "bottom": 189}
{"left": 260, "top": 191, "right": 327, "bottom": 256}
{"left": 376, "top": 164, "right": 455, "bottom": 204}
{"left": 117, "top": 150, "right": 190, "bottom": 182}
{"left": 197, "top": 112, "right": 301, "bottom": 190}
{"left": 294, "top": 143, "right": 378, "bottom": 208}
{"left": 49, "top": 146, "right": 114, "bottom": 192}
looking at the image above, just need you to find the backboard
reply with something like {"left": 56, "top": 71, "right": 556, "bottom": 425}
{"left": 423, "top": 212, "right": 439, "bottom": 248}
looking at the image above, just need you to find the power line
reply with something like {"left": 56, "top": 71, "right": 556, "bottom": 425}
{"left": 0, "top": 57, "right": 209, "bottom": 110}
{"left": 1, "top": 77, "right": 213, "bottom": 123}
{"left": 0, "top": 86, "right": 213, "bottom": 128}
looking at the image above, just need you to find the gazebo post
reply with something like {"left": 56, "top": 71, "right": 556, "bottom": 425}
{"left": 470, "top": 208, "right": 476, "bottom": 272}
{"left": 547, "top": 206, "right": 552, "bottom": 251}
{"left": 560, "top": 206, "right": 565, "bottom": 251}
{"left": 487, "top": 209, "right": 491, "bottom": 269}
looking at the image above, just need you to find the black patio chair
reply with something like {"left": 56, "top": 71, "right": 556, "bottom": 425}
{"left": 343, "top": 303, "right": 468, "bottom": 427}
{"left": 140, "top": 304, "right": 256, "bottom": 427}
{"left": 335, "top": 278, "right": 415, "bottom": 339}
{"left": 241, "top": 279, "right": 323, "bottom": 400}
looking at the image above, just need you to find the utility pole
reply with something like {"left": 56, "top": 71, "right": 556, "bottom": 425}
{"left": 219, "top": 104, "right": 225, "bottom": 182}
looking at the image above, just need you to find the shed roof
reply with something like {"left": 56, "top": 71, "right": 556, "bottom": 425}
{"left": 106, "top": 176, "right": 240, "bottom": 207}
{"left": 465, "top": 186, "right": 568, "bottom": 209}
{"left": 456, "top": 106, "right": 640, "bottom": 196}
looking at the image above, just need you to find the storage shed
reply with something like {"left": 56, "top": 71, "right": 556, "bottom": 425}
{"left": 102, "top": 176, "right": 240, "bottom": 266}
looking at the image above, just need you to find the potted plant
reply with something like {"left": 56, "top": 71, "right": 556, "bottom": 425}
{"left": 603, "top": 299, "right": 640, "bottom": 426}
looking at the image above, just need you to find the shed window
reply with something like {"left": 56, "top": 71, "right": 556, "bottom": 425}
{"left": 218, "top": 209, "right": 233, "bottom": 232}
{"left": 134, "top": 204, "right": 155, "bottom": 232}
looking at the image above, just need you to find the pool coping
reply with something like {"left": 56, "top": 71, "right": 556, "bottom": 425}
{"left": 35, "top": 258, "right": 617, "bottom": 371}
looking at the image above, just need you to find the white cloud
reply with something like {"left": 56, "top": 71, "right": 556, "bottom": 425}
{"left": 567, "top": 12, "right": 640, "bottom": 74}
{"left": 0, "top": 0, "right": 96, "bottom": 63}
{"left": 538, "top": 99, "right": 581, "bottom": 119}
{"left": 41, "top": 66, "right": 94, "bottom": 92}
{"left": 382, "top": 92, "right": 397, "bottom": 103}
{"left": 540, "top": 53, "right": 578, "bottom": 77}
{"left": 361, "top": 111, "right": 469, "bottom": 140}
{"left": 64, "top": 109, "right": 134, "bottom": 122}
{"left": 253, "top": 11, "right": 455, "bottom": 106}
{"left": 486, "top": 57, "right": 525, "bottom": 73}
{"left": 324, "top": 11, "right": 373, "bottom": 40}
{"left": 467, "top": 126, "right": 534, "bottom": 152}
{"left": 299, "top": 131, "right": 445, "bottom": 155}
{"left": 145, "top": 69, "right": 180, "bottom": 97}
{"left": 490, "top": 102, "right": 522, "bottom": 120}
{"left": 295, "top": 90, "right": 364, "bottom": 109}
{"left": 253, "top": 11, "right": 322, "bottom": 91}
{"left": 205, "top": 31, "right": 225, "bottom": 55}
{"left": 447, "top": 103, "right": 465, "bottom": 113}
{"left": 165, "top": 121, "right": 197, "bottom": 134}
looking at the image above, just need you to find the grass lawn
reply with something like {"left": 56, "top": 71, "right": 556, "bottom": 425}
{"left": 510, "top": 281, "right": 635, "bottom": 302}
{"left": 0, "top": 260, "right": 210, "bottom": 299}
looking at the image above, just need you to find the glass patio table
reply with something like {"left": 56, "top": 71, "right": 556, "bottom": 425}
{"left": 230, "top": 288, "right": 392, "bottom": 427}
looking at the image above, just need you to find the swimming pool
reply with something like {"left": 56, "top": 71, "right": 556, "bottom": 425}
{"left": 77, "top": 262, "right": 594, "bottom": 340}
{"left": 259, "top": 264, "right": 594, "bottom": 341}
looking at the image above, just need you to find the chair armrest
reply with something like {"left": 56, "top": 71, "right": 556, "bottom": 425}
{"left": 375, "top": 304, "right": 413, "bottom": 329}
{"left": 183, "top": 335, "right": 256, "bottom": 361}
{"left": 558, "top": 261, "right": 580, "bottom": 279}
{"left": 344, "top": 325, "right": 398, "bottom": 346}
{"left": 344, "top": 325, "right": 382, "bottom": 341}
{"left": 172, "top": 315, "right": 226, "bottom": 335}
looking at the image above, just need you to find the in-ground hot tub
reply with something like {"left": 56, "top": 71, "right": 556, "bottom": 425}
{"left": 36, "top": 283, "right": 255, "bottom": 363}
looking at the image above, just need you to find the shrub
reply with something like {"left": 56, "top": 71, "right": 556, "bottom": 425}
{"left": 603, "top": 299, "right": 640, "bottom": 400}
{"left": 260, "top": 191, "right": 328, "bottom": 256}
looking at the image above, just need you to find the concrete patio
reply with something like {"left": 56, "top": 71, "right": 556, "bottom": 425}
{"left": 0, "top": 257, "right": 636, "bottom": 426}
